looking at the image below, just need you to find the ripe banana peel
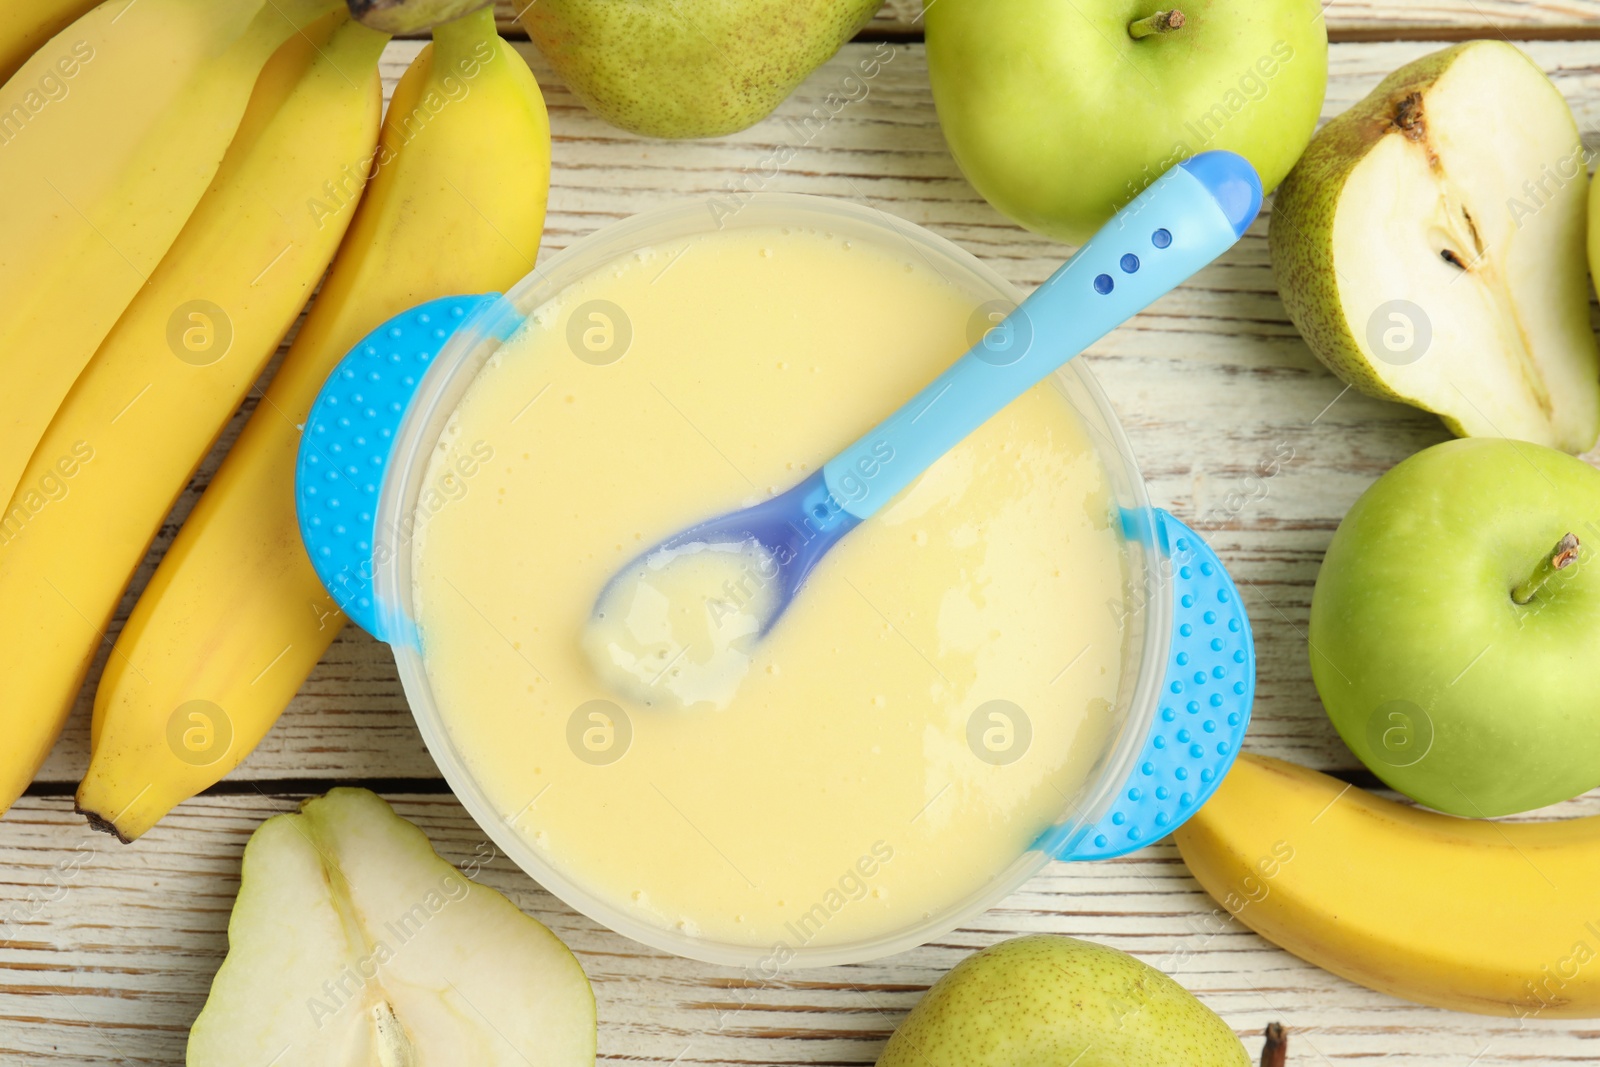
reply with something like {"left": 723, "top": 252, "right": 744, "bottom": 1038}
{"left": 0, "top": 12, "right": 386, "bottom": 821}
{"left": 0, "top": 0, "right": 342, "bottom": 505}
{"left": 0, "top": 0, "right": 101, "bottom": 84}
{"left": 79, "top": 6, "right": 551, "bottom": 841}
{"left": 1175, "top": 754, "right": 1600, "bottom": 1018}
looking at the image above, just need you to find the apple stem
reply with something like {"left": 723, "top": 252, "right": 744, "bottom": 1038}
{"left": 1512, "top": 532, "right": 1579, "bottom": 605}
{"left": 1261, "top": 1022, "right": 1288, "bottom": 1067}
{"left": 1128, "top": 9, "right": 1186, "bottom": 38}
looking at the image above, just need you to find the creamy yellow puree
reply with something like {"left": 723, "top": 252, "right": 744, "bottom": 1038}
{"left": 411, "top": 224, "right": 1128, "bottom": 952}
{"left": 585, "top": 539, "right": 777, "bottom": 710}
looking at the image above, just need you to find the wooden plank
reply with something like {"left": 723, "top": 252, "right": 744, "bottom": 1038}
{"left": 10, "top": 39, "right": 1600, "bottom": 1062}
{"left": 482, "top": 0, "right": 1600, "bottom": 41}
{"left": 1, "top": 793, "right": 1595, "bottom": 1065}
{"left": 33, "top": 39, "right": 1600, "bottom": 792}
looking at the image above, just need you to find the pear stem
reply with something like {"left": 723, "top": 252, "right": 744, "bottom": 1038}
{"left": 1261, "top": 1022, "right": 1288, "bottom": 1067}
{"left": 1512, "top": 532, "right": 1579, "bottom": 605}
{"left": 1128, "top": 9, "right": 1186, "bottom": 38}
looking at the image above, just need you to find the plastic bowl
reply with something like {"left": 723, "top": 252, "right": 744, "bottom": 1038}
{"left": 304, "top": 193, "right": 1252, "bottom": 969}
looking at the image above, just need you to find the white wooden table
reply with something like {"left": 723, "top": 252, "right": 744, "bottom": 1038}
{"left": 8, "top": 3, "right": 1600, "bottom": 1063}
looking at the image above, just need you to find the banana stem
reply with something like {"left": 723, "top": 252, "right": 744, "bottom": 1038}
{"left": 431, "top": 0, "right": 496, "bottom": 49}
{"left": 1261, "top": 1022, "right": 1288, "bottom": 1067}
{"left": 1129, "top": 9, "right": 1186, "bottom": 37}
{"left": 1512, "top": 532, "right": 1579, "bottom": 605}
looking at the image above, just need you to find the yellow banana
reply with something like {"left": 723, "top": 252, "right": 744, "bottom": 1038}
{"left": 0, "top": 0, "right": 101, "bottom": 85}
{"left": 1174, "top": 754, "right": 1600, "bottom": 1018}
{"left": 0, "top": 0, "right": 341, "bottom": 505}
{"left": 0, "top": 13, "right": 386, "bottom": 821}
{"left": 79, "top": 6, "right": 551, "bottom": 841}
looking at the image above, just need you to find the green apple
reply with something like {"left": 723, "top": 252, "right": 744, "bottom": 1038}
{"left": 188, "top": 789, "right": 596, "bottom": 1066}
{"left": 1272, "top": 41, "right": 1600, "bottom": 453}
{"left": 522, "top": 0, "right": 882, "bottom": 139}
{"left": 925, "top": 0, "right": 1326, "bottom": 244}
{"left": 877, "top": 935, "right": 1248, "bottom": 1066}
{"left": 1311, "top": 438, "right": 1600, "bottom": 817}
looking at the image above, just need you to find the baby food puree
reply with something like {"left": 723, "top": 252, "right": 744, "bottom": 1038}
{"left": 412, "top": 223, "right": 1128, "bottom": 951}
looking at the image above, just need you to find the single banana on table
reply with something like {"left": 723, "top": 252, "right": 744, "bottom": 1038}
{"left": 1174, "top": 753, "right": 1600, "bottom": 1018}
{"left": 0, "top": 0, "right": 100, "bottom": 84}
{"left": 0, "top": 12, "right": 387, "bottom": 821}
{"left": 78, "top": 5, "right": 552, "bottom": 842}
{"left": 0, "top": 0, "right": 342, "bottom": 505}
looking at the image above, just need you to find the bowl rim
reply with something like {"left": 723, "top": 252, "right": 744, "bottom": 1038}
{"left": 372, "top": 191, "right": 1172, "bottom": 969}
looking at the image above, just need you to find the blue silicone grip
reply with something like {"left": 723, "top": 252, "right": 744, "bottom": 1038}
{"left": 297, "top": 293, "right": 509, "bottom": 640}
{"left": 821, "top": 151, "right": 1261, "bottom": 520}
{"left": 1046, "top": 509, "right": 1255, "bottom": 861}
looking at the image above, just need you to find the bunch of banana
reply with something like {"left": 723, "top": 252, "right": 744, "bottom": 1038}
{"left": 0, "top": 0, "right": 100, "bottom": 84}
{"left": 1174, "top": 754, "right": 1600, "bottom": 1018}
{"left": 77, "top": 5, "right": 552, "bottom": 841}
{"left": 0, "top": 0, "right": 341, "bottom": 505}
{"left": 0, "top": 11, "right": 388, "bottom": 821}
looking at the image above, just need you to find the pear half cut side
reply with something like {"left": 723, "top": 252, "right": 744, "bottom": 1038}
{"left": 187, "top": 789, "right": 596, "bottom": 1067}
{"left": 1271, "top": 40, "right": 1600, "bottom": 453}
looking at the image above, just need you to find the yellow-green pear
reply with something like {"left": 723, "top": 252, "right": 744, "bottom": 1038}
{"left": 521, "top": 0, "right": 883, "bottom": 138}
{"left": 1271, "top": 41, "right": 1599, "bottom": 453}
{"left": 877, "top": 935, "right": 1248, "bottom": 1066}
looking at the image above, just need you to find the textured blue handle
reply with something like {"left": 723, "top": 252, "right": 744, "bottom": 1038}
{"left": 296, "top": 294, "right": 505, "bottom": 640}
{"left": 822, "top": 152, "right": 1260, "bottom": 520}
{"left": 1040, "top": 509, "right": 1255, "bottom": 861}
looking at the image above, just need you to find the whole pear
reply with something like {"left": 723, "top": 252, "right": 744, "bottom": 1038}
{"left": 522, "top": 0, "right": 883, "bottom": 138}
{"left": 878, "top": 935, "right": 1248, "bottom": 1066}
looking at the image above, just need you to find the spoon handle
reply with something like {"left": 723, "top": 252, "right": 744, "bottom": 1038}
{"left": 821, "top": 150, "right": 1261, "bottom": 521}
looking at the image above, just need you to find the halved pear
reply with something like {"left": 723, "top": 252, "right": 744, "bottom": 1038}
{"left": 1271, "top": 41, "right": 1600, "bottom": 453}
{"left": 188, "top": 789, "right": 596, "bottom": 1066}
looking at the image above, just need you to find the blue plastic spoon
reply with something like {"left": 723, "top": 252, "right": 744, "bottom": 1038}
{"left": 592, "top": 151, "right": 1262, "bottom": 645}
